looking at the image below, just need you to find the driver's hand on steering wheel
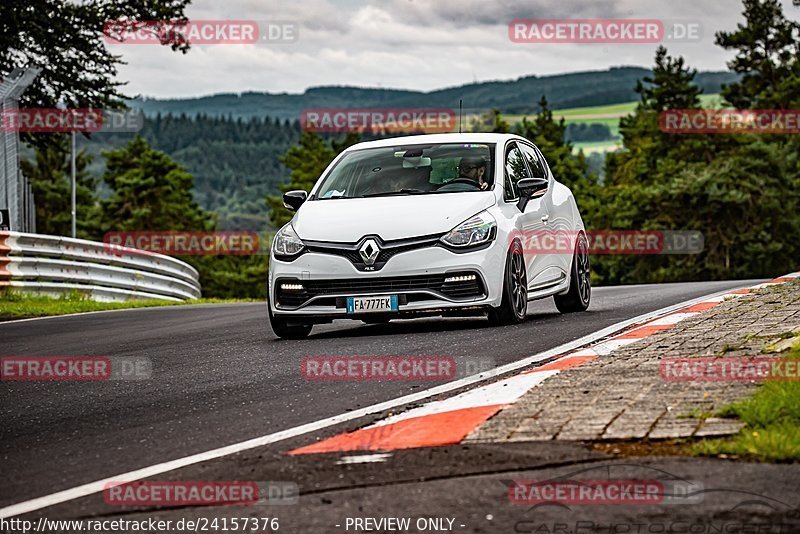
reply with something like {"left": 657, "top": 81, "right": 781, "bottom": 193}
{"left": 479, "top": 180, "right": 488, "bottom": 190}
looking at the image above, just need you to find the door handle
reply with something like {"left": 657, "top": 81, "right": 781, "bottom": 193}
{"left": 541, "top": 214, "right": 550, "bottom": 223}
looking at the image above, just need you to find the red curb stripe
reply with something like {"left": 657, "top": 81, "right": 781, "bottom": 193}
{"left": 617, "top": 324, "right": 673, "bottom": 339}
{"left": 730, "top": 289, "right": 752, "bottom": 294}
{"left": 288, "top": 405, "right": 502, "bottom": 455}
{"left": 680, "top": 301, "right": 721, "bottom": 312}
{"left": 769, "top": 277, "right": 793, "bottom": 283}
{"left": 522, "top": 355, "right": 597, "bottom": 374}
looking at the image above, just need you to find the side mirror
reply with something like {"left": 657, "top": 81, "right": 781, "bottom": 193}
{"left": 517, "top": 178, "right": 548, "bottom": 211}
{"left": 283, "top": 190, "right": 308, "bottom": 211}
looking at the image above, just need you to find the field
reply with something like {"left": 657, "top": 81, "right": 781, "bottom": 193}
{"left": 503, "top": 93, "right": 724, "bottom": 154}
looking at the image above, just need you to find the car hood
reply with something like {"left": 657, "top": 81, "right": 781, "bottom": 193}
{"left": 292, "top": 193, "right": 496, "bottom": 242}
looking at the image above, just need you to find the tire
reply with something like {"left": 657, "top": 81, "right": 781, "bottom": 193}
{"left": 554, "top": 232, "right": 591, "bottom": 313}
{"left": 267, "top": 292, "right": 312, "bottom": 339}
{"left": 488, "top": 241, "right": 528, "bottom": 325}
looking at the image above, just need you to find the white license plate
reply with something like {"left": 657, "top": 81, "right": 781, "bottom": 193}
{"left": 346, "top": 295, "right": 399, "bottom": 314}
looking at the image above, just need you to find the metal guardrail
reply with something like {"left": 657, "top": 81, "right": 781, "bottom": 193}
{"left": 0, "top": 232, "right": 201, "bottom": 302}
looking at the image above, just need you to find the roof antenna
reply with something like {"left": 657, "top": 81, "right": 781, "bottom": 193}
{"left": 458, "top": 99, "right": 463, "bottom": 133}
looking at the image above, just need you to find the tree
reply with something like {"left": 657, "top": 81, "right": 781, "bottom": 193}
{"left": 20, "top": 137, "right": 99, "bottom": 238}
{"left": 716, "top": 0, "right": 800, "bottom": 109}
{"left": 634, "top": 46, "right": 702, "bottom": 112}
{"left": 1, "top": 0, "right": 192, "bottom": 149}
{"left": 514, "top": 97, "right": 597, "bottom": 199}
{"left": 596, "top": 32, "right": 800, "bottom": 284}
{"left": 266, "top": 131, "right": 360, "bottom": 228}
{"left": 99, "top": 136, "right": 210, "bottom": 232}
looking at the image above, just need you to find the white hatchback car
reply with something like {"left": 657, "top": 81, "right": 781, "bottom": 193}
{"left": 268, "top": 133, "right": 590, "bottom": 339}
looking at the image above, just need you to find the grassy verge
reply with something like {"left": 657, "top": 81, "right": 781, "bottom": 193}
{"left": 0, "top": 290, "right": 257, "bottom": 320}
{"left": 691, "top": 341, "right": 800, "bottom": 461}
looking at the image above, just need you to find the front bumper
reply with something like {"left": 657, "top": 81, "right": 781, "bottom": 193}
{"left": 268, "top": 241, "right": 505, "bottom": 319}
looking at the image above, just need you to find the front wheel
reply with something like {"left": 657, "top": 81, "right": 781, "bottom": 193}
{"left": 553, "top": 232, "right": 591, "bottom": 313}
{"left": 488, "top": 241, "right": 527, "bottom": 326}
{"left": 267, "top": 293, "right": 312, "bottom": 339}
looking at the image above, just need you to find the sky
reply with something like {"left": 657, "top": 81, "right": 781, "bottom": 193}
{"left": 109, "top": 0, "right": 800, "bottom": 99}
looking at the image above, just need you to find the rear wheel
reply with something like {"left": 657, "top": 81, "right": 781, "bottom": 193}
{"left": 554, "top": 232, "right": 591, "bottom": 313}
{"left": 488, "top": 241, "right": 527, "bottom": 325}
{"left": 267, "top": 292, "right": 312, "bottom": 339}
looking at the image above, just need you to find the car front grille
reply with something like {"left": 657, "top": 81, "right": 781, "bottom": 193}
{"left": 275, "top": 272, "right": 485, "bottom": 309}
{"left": 304, "top": 234, "right": 441, "bottom": 271}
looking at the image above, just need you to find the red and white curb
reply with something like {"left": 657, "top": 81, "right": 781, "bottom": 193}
{"left": 289, "top": 273, "right": 800, "bottom": 455}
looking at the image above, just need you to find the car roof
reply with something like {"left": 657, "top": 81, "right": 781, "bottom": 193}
{"left": 343, "top": 132, "right": 526, "bottom": 152}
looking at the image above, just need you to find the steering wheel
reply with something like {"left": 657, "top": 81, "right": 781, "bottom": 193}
{"left": 440, "top": 177, "right": 482, "bottom": 189}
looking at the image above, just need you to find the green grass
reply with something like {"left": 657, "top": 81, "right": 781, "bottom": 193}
{"left": 691, "top": 342, "right": 800, "bottom": 461}
{"left": 572, "top": 139, "right": 622, "bottom": 154}
{"left": 0, "top": 290, "right": 256, "bottom": 320}
{"left": 500, "top": 94, "right": 725, "bottom": 155}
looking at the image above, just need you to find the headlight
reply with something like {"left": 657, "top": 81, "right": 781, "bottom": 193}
{"left": 272, "top": 223, "right": 305, "bottom": 258}
{"left": 441, "top": 210, "right": 497, "bottom": 248}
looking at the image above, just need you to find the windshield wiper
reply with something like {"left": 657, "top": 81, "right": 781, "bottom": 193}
{"left": 359, "top": 189, "right": 428, "bottom": 198}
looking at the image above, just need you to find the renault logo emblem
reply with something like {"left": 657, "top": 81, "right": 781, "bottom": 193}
{"left": 358, "top": 238, "right": 380, "bottom": 266}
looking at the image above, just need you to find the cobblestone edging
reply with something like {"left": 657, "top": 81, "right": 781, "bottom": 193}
{"left": 467, "top": 280, "right": 800, "bottom": 443}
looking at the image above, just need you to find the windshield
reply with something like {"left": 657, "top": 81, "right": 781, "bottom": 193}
{"left": 314, "top": 143, "right": 495, "bottom": 199}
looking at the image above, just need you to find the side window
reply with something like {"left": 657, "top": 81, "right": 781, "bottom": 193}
{"left": 504, "top": 143, "right": 530, "bottom": 200}
{"left": 518, "top": 143, "right": 547, "bottom": 179}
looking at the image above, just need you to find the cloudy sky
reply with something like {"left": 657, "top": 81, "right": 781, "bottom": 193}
{"left": 110, "top": 0, "right": 799, "bottom": 99}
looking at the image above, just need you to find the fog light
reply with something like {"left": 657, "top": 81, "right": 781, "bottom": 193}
{"left": 281, "top": 283, "right": 304, "bottom": 291}
{"left": 444, "top": 274, "right": 477, "bottom": 283}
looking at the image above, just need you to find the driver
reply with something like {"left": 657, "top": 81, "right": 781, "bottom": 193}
{"left": 457, "top": 157, "right": 489, "bottom": 190}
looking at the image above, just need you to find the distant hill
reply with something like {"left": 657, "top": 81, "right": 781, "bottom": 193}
{"left": 130, "top": 67, "right": 738, "bottom": 120}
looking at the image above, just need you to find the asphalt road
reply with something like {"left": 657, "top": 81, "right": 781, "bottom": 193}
{"left": 0, "top": 280, "right": 762, "bottom": 511}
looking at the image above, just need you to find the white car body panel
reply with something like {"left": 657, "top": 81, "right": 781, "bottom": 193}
{"left": 268, "top": 133, "right": 586, "bottom": 322}
{"left": 293, "top": 193, "right": 496, "bottom": 242}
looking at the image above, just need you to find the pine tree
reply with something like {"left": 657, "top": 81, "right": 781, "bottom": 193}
{"left": 514, "top": 96, "right": 595, "bottom": 196}
{"left": 99, "top": 136, "right": 212, "bottom": 232}
{"left": 266, "top": 131, "right": 359, "bottom": 228}
{"left": 716, "top": 0, "right": 800, "bottom": 109}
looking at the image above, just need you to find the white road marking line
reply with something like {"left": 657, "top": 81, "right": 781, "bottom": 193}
{"left": 647, "top": 312, "right": 700, "bottom": 326}
{"left": 370, "top": 370, "right": 558, "bottom": 428}
{"left": 591, "top": 337, "right": 641, "bottom": 355}
{"left": 565, "top": 348, "right": 598, "bottom": 357}
{"left": 335, "top": 453, "right": 392, "bottom": 465}
{"left": 0, "top": 282, "right": 762, "bottom": 519}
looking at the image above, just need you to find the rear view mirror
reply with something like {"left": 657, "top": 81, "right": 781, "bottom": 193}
{"left": 402, "top": 156, "right": 432, "bottom": 169}
{"left": 283, "top": 190, "right": 308, "bottom": 211}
